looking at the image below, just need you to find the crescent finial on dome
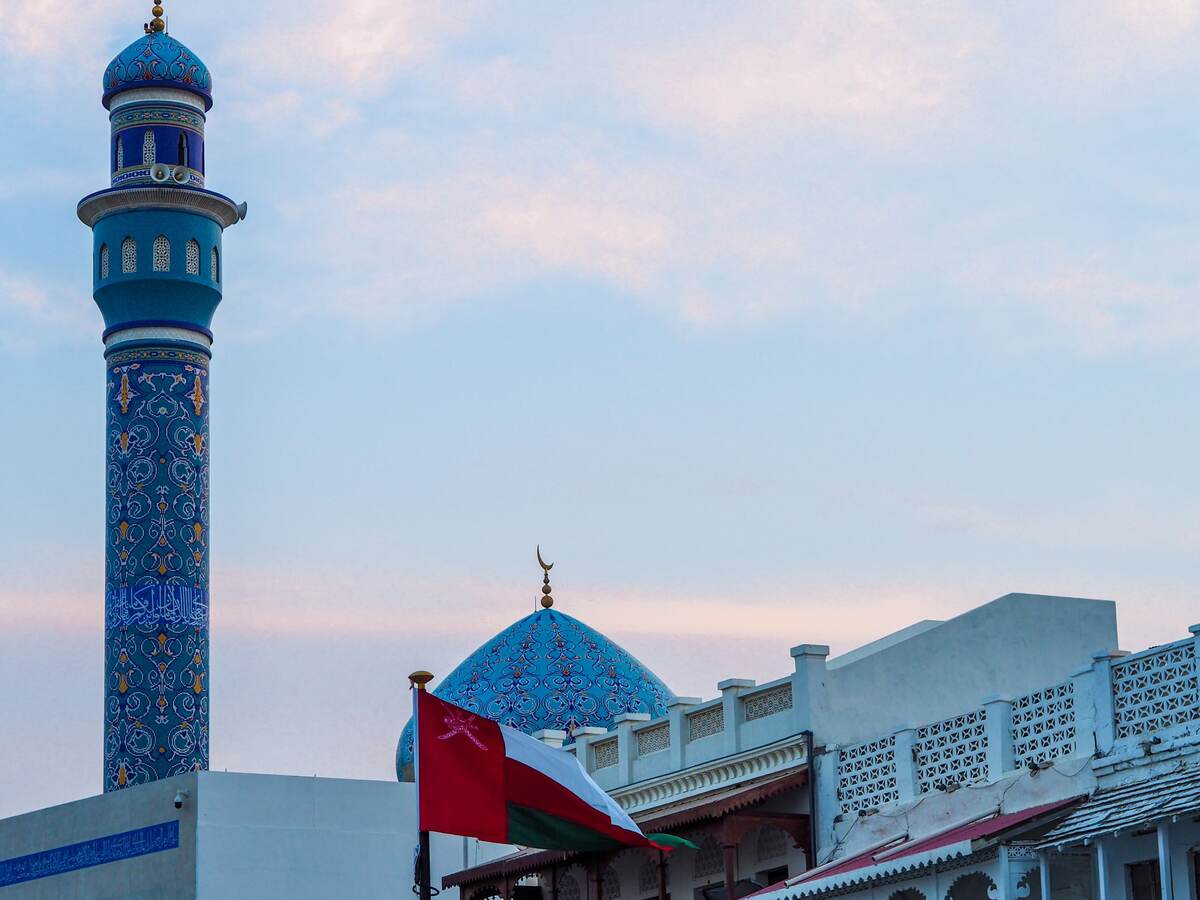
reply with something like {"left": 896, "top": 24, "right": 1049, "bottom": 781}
{"left": 536, "top": 545, "right": 554, "bottom": 608}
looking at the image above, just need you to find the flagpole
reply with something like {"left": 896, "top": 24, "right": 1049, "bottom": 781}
{"left": 410, "top": 670, "right": 435, "bottom": 900}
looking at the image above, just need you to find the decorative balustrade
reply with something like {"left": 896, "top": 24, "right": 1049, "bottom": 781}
{"left": 914, "top": 710, "right": 988, "bottom": 793}
{"left": 593, "top": 738, "right": 619, "bottom": 769}
{"left": 636, "top": 723, "right": 670, "bottom": 757}
{"left": 744, "top": 683, "right": 794, "bottom": 722}
{"left": 687, "top": 705, "right": 725, "bottom": 741}
{"left": 1011, "top": 681, "right": 1076, "bottom": 769}
{"left": 1111, "top": 638, "right": 1200, "bottom": 739}
{"left": 570, "top": 627, "right": 1199, "bottom": 822}
{"left": 837, "top": 735, "right": 899, "bottom": 812}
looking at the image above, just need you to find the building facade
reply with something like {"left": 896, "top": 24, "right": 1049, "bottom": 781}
{"left": 441, "top": 597, "right": 1200, "bottom": 900}
{"left": 77, "top": 6, "right": 244, "bottom": 792}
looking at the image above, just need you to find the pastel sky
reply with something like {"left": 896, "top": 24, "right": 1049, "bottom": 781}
{"left": 1, "top": 0, "right": 1199, "bottom": 819}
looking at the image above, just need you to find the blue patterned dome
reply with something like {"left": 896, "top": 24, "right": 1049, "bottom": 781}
{"left": 103, "top": 32, "right": 212, "bottom": 110}
{"left": 396, "top": 607, "right": 673, "bottom": 780}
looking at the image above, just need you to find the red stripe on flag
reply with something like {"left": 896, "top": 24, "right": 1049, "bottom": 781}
{"left": 417, "top": 691, "right": 508, "bottom": 844}
{"left": 504, "top": 757, "right": 656, "bottom": 849}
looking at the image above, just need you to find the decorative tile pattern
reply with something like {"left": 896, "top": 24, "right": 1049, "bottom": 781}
{"left": 687, "top": 705, "right": 725, "bottom": 741}
{"left": 636, "top": 723, "right": 670, "bottom": 756}
{"left": 186, "top": 239, "right": 200, "bottom": 275}
{"left": 142, "top": 129, "right": 156, "bottom": 165}
{"left": 744, "top": 683, "right": 793, "bottom": 721}
{"left": 395, "top": 608, "right": 672, "bottom": 777}
{"left": 837, "top": 735, "right": 899, "bottom": 812}
{"left": 1011, "top": 681, "right": 1077, "bottom": 768}
{"left": 1112, "top": 641, "right": 1200, "bottom": 739}
{"left": 593, "top": 738, "right": 619, "bottom": 769}
{"left": 915, "top": 711, "right": 988, "bottom": 793}
{"left": 104, "top": 351, "right": 210, "bottom": 790}
{"left": 0, "top": 821, "right": 180, "bottom": 888}
{"left": 104, "top": 32, "right": 212, "bottom": 104}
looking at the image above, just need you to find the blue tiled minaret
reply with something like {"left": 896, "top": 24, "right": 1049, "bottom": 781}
{"left": 78, "top": 4, "right": 244, "bottom": 792}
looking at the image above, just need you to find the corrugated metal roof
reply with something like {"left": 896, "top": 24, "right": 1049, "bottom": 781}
{"left": 1038, "top": 765, "right": 1200, "bottom": 848}
{"left": 752, "top": 798, "right": 1079, "bottom": 900}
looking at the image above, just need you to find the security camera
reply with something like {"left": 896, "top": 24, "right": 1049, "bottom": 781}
{"left": 173, "top": 790, "right": 189, "bottom": 809}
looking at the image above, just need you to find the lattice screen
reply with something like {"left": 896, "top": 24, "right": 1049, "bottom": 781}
{"left": 593, "top": 738, "right": 619, "bottom": 769}
{"left": 744, "top": 684, "right": 793, "bottom": 722}
{"left": 1112, "top": 642, "right": 1200, "bottom": 739}
{"left": 687, "top": 706, "right": 724, "bottom": 741}
{"left": 636, "top": 723, "right": 670, "bottom": 756}
{"left": 837, "top": 735, "right": 899, "bottom": 812}
{"left": 915, "top": 711, "right": 988, "bottom": 793}
{"left": 1011, "top": 681, "right": 1076, "bottom": 768}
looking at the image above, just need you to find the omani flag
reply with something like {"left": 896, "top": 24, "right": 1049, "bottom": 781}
{"left": 416, "top": 691, "right": 666, "bottom": 851}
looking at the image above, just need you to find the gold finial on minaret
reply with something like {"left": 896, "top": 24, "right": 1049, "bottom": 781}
{"left": 536, "top": 545, "right": 555, "bottom": 609}
{"left": 145, "top": 3, "right": 166, "bottom": 33}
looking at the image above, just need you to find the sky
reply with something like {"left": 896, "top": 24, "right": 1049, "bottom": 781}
{"left": 1, "top": 0, "right": 1199, "bottom": 819}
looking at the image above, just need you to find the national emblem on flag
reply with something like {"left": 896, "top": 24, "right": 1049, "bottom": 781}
{"left": 415, "top": 690, "right": 667, "bottom": 852}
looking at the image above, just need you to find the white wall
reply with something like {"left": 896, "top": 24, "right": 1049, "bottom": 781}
{"left": 194, "top": 772, "right": 513, "bottom": 900}
{"left": 818, "top": 594, "right": 1117, "bottom": 746}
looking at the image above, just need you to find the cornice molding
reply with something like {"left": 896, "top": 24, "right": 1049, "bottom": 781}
{"left": 78, "top": 187, "right": 242, "bottom": 229}
{"left": 615, "top": 734, "right": 809, "bottom": 816}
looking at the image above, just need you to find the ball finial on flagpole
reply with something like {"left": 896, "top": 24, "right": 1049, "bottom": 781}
{"left": 409, "top": 671, "right": 434, "bottom": 691}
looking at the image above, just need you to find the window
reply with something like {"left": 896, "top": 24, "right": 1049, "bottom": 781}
{"left": 142, "top": 129, "right": 155, "bottom": 165}
{"left": 186, "top": 239, "right": 200, "bottom": 275}
{"left": 100, "top": 244, "right": 109, "bottom": 279}
{"left": 210, "top": 247, "right": 219, "bottom": 283}
{"left": 121, "top": 237, "right": 137, "bottom": 273}
{"left": 694, "top": 835, "right": 722, "bottom": 881}
{"left": 1129, "top": 860, "right": 1162, "bottom": 900}
{"left": 756, "top": 828, "right": 789, "bottom": 862}
{"left": 761, "top": 867, "right": 788, "bottom": 888}
{"left": 177, "top": 131, "right": 189, "bottom": 168}
{"left": 601, "top": 866, "right": 621, "bottom": 900}
{"left": 153, "top": 235, "right": 170, "bottom": 272}
{"left": 115, "top": 136, "right": 124, "bottom": 171}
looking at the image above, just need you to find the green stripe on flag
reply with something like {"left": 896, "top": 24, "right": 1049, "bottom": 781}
{"left": 507, "top": 804, "right": 627, "bottom": 852}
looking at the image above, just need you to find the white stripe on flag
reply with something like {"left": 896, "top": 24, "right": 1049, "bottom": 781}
{"left": 499, "top": 724, "right": 643, "bottom": 836}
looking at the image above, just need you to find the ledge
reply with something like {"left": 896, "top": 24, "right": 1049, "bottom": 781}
{"left": 78, "top": 186, "right": 245, "bottom": 228}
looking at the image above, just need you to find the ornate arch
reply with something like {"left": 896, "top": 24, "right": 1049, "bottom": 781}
{"left": 756, "top": 826, "right": 790, "bottom": 861}
{"left": 945, "top": 871, "right": 998, "bottom": 900}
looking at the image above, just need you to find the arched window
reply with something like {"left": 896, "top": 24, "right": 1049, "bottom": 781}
{"left": 601, "top": 865, "right": 621, "bottom": 900}
{"left": 694, "top": 834, "right": 722, "bottom": 881}
{"left": 142, "top": 129, "right": 156, "bottom": 165}
{"left": 100, "top": 244, "right": 109, "bottom": 279}
{"left": 121, "top": 237, "right": 137, "bottom": 273}
{"left": 638, "top": 857, "right": 659, "bottom": 897}
{"left": 186, "top": 239, "right": 200, "bottom": 275}
{"left": 756, "top": 826, "right": 789, "bottom": 861}
{"left": 210, "top": 247, "right": 219, "bottom": 283}
{"left": 115, "top": 136, "right": 124, "bottom": 171}
{"left": 945, "top": 872, "right": 997, "bottom": 900}
{"left": 177, "top": 132, "right": 189, "bottom": 168}
{"left": 153, "top": 235, "right": 170, "bottom": 272}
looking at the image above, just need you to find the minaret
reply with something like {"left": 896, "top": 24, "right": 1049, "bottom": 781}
{"left": 78, "top": 4, "right": 244, "bottom": 792}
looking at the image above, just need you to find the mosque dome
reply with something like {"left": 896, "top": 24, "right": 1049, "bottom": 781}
{"left": 103, "top": 31, "right": 213, "bottom": 110}
{"left": 396, "top": 583, "right": 673, "bottom": 781}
